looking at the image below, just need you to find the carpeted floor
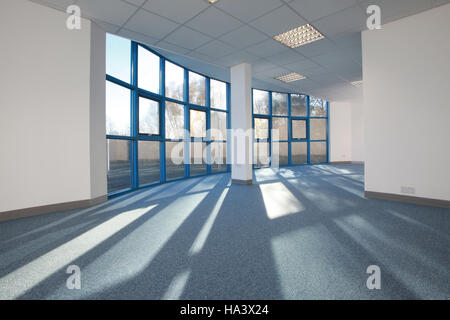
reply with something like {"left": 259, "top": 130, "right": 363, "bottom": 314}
{"left": 0, "top": 164, "right": 448, "bottom": 300}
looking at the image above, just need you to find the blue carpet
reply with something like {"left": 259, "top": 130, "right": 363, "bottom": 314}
{"left": 0, "top": 164, "right": 448, "bottom": 300}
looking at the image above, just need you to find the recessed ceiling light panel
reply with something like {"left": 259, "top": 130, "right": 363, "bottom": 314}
{"left": 274, "top": 24, "right": 325, "bottom": 48}
{"left": 205, "top": 0, "right": 218, "bottom": 3}
{"left": 275, "top": 73, "right": 306, "bottom": 83}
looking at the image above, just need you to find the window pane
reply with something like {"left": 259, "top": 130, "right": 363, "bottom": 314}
{"left": 190, "top": 142, "right": 206, "bottom": 176}
{"left": 310, "top": 119, "right": 327, "bottom": 140}
{"left": 291, "top": 94, "right": 307, "bottom": 117}
{"left": 138, "top": 46, "right": 160, "bottom": 94}
{"left": 166, "top": 141, "right": 185, "bottom": 180}
{"left": 272, "top": 92, "right": 287, "bottom": 116}
{"left": 272, "top": 117, "right": 288, "bottom": 141}
{"left": 190, "top": 109, "right": 206, "bottom": 138}
{"left": 106, "top": 81, "right": 130, "bottom": 136}
{"left": 189, "top": 71, "right": 206, "bottom": 106}
{"left": 211, "top": 111, "right": 227, "bottom": 141}
{"left": 139, "top": 97, "right": 159, "bottom": 135}
{"left": 106, "top": 34, "right": 131, "bottom": 83}
{"left": 210, "top": 79, "right": 227, "bottom": 110}
{"left": 272, "top": 142, "right": 288, "bottom": 166}
{"left": 138, "top": 141, "right": 160, "bottom": 185}
{"left": 211, "top": 142, "right": 227, "bottom": 172}
{"left": 107, "top": 139, "right": 131, "bottom": 193}
{"left": 165, "top": 102, "right": 185, "bottom": 139}
{"left": 292, "top": 142, "right": 307, "bottom": 164}
{"left": 165, "top": 61, "right": 184, "bottom": 101}
{"left": 253, "top": 89, "right": 269, "bottom": 115}
{"left": 254, "top": 142, "right": 270, "bottom": 168}
{"left": 254, "top": 118, "right": 269, "bottom": 140}
{"left": 310, "top": 97, "right": 327, "bottom": 117}
{"left": 292, "top": 120, "right": 307, "bottom": 140}
{"left": 310, "top": 142, "right": 327, "bottom": 163}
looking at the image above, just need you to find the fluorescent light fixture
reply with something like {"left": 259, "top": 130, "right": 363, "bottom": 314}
{"left": 274, "top": 24, "right": 325, "bottom": 48}
{"left": 275, "top": 73, "right": 306, "bottom": 83}
{"left": 351, "top": 80, "right": 363, "bottom": 87}
{"left": 205, "top": 0, "right": 218, "bottom": 3}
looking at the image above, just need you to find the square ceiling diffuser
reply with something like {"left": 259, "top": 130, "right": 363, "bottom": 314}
{"left": 274, "top": 24, "right": 324, "bottom": 48}
{"left": 275, "top": 73, "right": 306, "bottom": 83}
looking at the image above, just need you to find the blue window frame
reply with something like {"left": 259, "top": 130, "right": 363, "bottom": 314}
{"left": 252, "top": 88, "right": 329, "bottom": 168}
{"left": 106, "top": 34, "right": 230, "bottom": 197}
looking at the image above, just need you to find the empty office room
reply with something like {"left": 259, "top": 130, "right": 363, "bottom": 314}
{"left": 0, "top": 0, "right": 449, "bottom": 304}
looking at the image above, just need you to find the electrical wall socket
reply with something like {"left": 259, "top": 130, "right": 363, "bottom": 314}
{"left": 401, "top": 186, "right": 416, "bottom": 195}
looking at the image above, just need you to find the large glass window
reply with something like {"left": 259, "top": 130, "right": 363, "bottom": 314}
{"left": 190, "top": 109, "right": 206, "bottom": 138}
{"left": 211, "top": 111, "right": 227, "bottom": 141}
{"left": 292, "top": 120, "right": 307, "bottom": 140}
{"left": 254, "top": 142, "right": 270, "bottom": 168}
{"left": 138, "top": 141, "right": 160, "bottom": 185}
{"left": 272, "top": 92, "right": 287, "bottom": 116}
{"left": 189, "top": 71, "right": 206, "bottom": 106}
{"left": 310, "top": 119, "right": 327, "bottom": 140}
{"left": 252, "top": 90, "right": 328, "bottom": 167}
{"left": 292, "top": 142, "right": 307, "bottom": 164}
{"left": 107, "top": 139, "right": 131, "bottom": 193}
{"left": 210, "top": 79, "right": 227, "bottom": 110}
{"left": 138, "top": 46, "right": 160, "bottom": 94}
{"left": 254, "top": 118, "right": 269, "bottom": 140}
{"left": 166, "top": 141, "right": 185, "bottom": 180}
{"left": 310, "top": 142, "right": 327, "bottom": 163}
{"left": 106, "top": 81, "right": 131, "bottom": 136}
{"left": 211, "top": 142, "right": 227, "bottom": 172}
{"left": 165, "top": 61, "right": 184, "bottom": 101}
{"left": 105, "top": 33, "right": 230, "bottom": 195}
{"left": 253, "top": 90, "right": 269, "bottom": 115}
{"left": 272, "top": 117, "right": 288, "bottom": 141}
{"left": 310, "top": 97, "right": 327, "bottom": 117}
{"left": 106, "top": 34, "right": 131, "bottom": 83}
{"left": 291, "top": 94, "right": 307, "bottom": 117}
{"left": 139, "top": 97, "right": 159, "bottom": 135}
{"left": 165, "top": 102, "right": 185, "bottom": 140}
{"left": 190, "top": 142, "right": 206, "bottom": 176}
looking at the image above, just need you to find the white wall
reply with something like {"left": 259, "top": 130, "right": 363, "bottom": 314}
{"left": 350, "top": 97, "right": 364, "bottom": 162}
{"left": 329, "top": 94, "right": 364, "bottom": 163}
{"left": 0, "top": 0, "right": 107, "bottom": 213}
{"left": 362, "top": 4, "right": 450, "bottom": 201}
{"left": 329, "top": 101, "right": 352, "bottom": 162}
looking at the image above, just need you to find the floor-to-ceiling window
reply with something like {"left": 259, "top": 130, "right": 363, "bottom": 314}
{"left": 252, "top": 89, "right": 329, "bottom": 168}
{"left": 106, "top": 34, "right": 230, "bottom": 196}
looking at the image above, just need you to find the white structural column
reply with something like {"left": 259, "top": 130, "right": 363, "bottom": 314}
{"left": 230, "top": 63, "right": 253, "bottom": 185}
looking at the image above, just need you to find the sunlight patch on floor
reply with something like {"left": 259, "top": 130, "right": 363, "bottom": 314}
{"left": 71, "top": 192, "right": 210, "bottom": 299}
{"left": 0, "top": 204, "right": 157, "bottom": 300}
{"left": 260, "top": 182, "right": 304, "bottom": 219}
{"left": 162, "top": 269, "right": 191, "bottom": 300}
{"left": 189, "top": 187, "right": 229, "bottom": 256}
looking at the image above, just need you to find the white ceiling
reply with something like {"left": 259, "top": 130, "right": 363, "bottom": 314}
{"left": 31, "top": 0, "right": 449, "bottom": 100}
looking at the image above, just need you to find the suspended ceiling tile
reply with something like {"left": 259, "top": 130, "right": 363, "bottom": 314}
{"left": 77, "top": 0, "right": 137, "bottom": 26}
{"left": 312, "top": 5, "right": 366, "bottom": 37}
{"left": 143, "top": 0, "right": 209, "bottom": 24}
{"left": 117, "top": 28, "right": 160, "bottom": 46}
{"left": 194, "top": 40, "right": 236, "bottom": 58}
{"left": 294, "top": 38, "right": 337, "bottom": 58}
{"left": 250, "top": 5, "right": 307, "bottom": 37}
{"left": 163, "top": 26, "right": 212, "bottom": 50}
{"left": 186, "top": 6, "right": 243, "bottom": 38}
{"left": 215, "top": 0, "right": 284, "bottom": 22}
{"left": 123, "top": 8, "right": 180, "bottom": 39}
{"left": 219, "top": 25, "right": 269, "bottom": 49}
{"left": 246, "top": 39, "right": 287, "bottom": 58}
{"left": 265, "top": 49, "right": 307, "bottom": 65}
{"left": 289, "top": 0, "right": 358, "bottom": 22}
